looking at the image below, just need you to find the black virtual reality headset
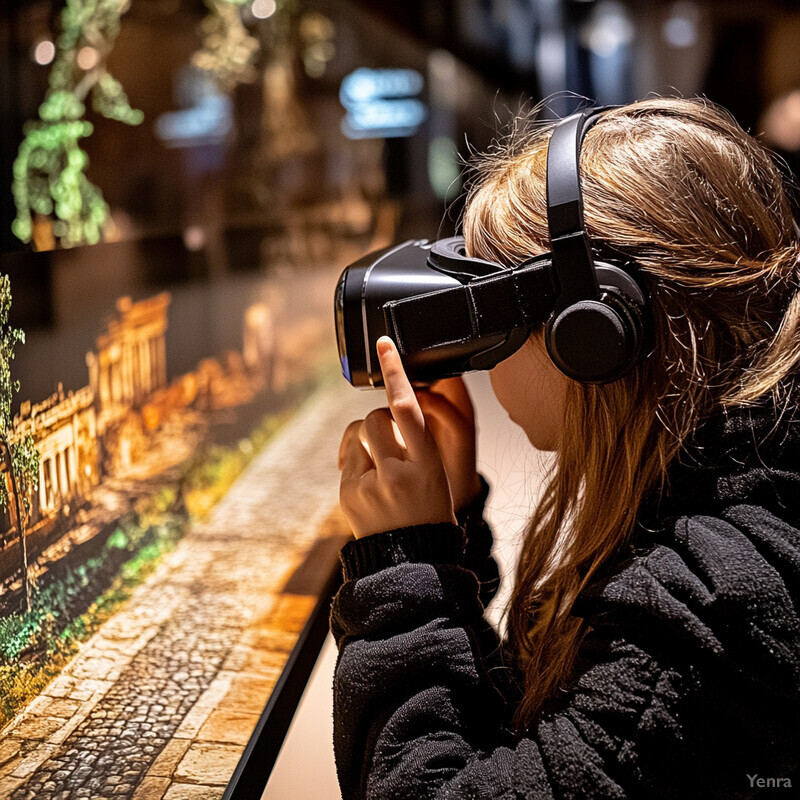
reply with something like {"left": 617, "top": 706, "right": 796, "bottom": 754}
{"left": 334, "top": 106, "right": 648, "bottom": 388}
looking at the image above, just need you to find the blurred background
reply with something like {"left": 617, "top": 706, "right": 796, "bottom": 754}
{"left": 4, "top": 0, "right": 800, "bottom": 274}
{"left": 3, "top": 1, "right": 800, "bottom": 799}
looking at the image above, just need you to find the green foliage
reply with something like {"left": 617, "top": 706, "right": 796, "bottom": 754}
{"left": 0, "top": 274, "right": 23, "bottom": 434}
{"left": 0, "top": 275, "right": 39, "bottom": 526}
{"left": 135, "top": 486, "right": 177, "bottom": 527}
{"left": 12, "top": 436, "right": 41, "bottom": 514}
{"left": 0, "top": 555, "right": 103, "bottom": 662}
{"left": 105, "top": 527, "right": 129, "bottom": 549}
{"left": 12, "top": 0, "right": 143, "bottom": 249}
{"left": 179, "top": 410, "right": 289, "bottom": 517}
{"left": 0, "top": 510, "right": 183, "bottom": 725}
{"left": 181, "top": 442, "right": 243, "bottom": 491}
{"left": 0, "top": 614, "right": 36, "bottom": 662}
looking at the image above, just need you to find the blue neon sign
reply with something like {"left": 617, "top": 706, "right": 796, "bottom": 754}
{"left": 340, "top": 68, "right": 426, "bottom": 139}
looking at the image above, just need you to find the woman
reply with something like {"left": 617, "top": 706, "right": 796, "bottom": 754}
{"left": 333, "top": 98, "right": 800, "bottom": 798}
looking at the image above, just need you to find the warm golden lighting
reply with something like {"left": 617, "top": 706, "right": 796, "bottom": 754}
{"left": 761, "top": 90, "right": 800, "bottom": 152}
{"left": 183, "top": 225, "right": 207, "bottom": 252}
{"left": 77, "top": 46, "right": 100, "bottom": 71}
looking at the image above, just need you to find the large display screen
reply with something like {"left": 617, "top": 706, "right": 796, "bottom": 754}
{"left": 0, "top": 2, "right": 398, "bottom": 797}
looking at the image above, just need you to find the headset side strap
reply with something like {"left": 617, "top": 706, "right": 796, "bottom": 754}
{"left": 385, "top": 260, "right": 557, "bottom": 354}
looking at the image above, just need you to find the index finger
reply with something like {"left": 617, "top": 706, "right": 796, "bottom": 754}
{"left": 376, "top": 336, "right": 429, "bottom": 459}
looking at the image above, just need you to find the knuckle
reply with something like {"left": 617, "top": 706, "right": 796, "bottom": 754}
{"left": 380, "top": 459, "right": 404, "bottom": 483}
{"left": 363, "top": 407, "right": 391, "bottom": 434}
{"left": 365, "top": 407, "right": 391, "bottom": 423}
{"left": 382, "top": 356, "right": 401, "bottom": 376}
{"left": 341, "top": 419, "right": 363, "bottom": 441}
{"left": 343, "top": 429, "right": 362, "bottom": 454}
{"left": 391, "top": 396, "right": 417, "bottom": 418}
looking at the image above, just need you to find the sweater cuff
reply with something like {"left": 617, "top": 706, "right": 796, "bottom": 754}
{"left": 456, "top": 474, "right": 491, "bottom": 528}
{"left": 339, "top": 523, "right": 467, "bottom": 581}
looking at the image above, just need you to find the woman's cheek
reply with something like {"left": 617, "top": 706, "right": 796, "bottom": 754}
{"left": 489, "top": 339, "right": 567, "bottom": 452}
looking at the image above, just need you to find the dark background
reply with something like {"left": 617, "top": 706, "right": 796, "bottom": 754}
{"left": 2, "top": 0, "right": 800, "bottom": 351}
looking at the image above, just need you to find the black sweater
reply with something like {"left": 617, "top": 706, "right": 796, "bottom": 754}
{"left": 330, "top": 404, "right": 800, "bottom": 799}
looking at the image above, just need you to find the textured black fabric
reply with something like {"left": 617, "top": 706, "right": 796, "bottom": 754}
{"left": 331, "top": 403, "right": 800, "bottom": 799}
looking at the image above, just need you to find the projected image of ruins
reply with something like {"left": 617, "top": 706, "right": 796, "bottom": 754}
{"left": 0, "top": 259, "right": 355, "bottom": 798}
{"left": 0, "top": 0, "right": 387, "bottom": 794}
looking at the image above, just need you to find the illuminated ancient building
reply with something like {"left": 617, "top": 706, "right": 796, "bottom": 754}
{"left": 0, "top": 294, "right": 172, "bottom": 561}
{"left": 6, "top": 385, "right": 97, "bottom": 539}
{"left": 87, "top": 294, "right": 170, "bottom": 417}
{"left": 86, "top": 294, "right": 170, "bottom": 472}
{"left": 22, "top": 386, "right": 97, "bottom": 519}
{"left": 0, "top": 289, "right": 281, "bottom": 565}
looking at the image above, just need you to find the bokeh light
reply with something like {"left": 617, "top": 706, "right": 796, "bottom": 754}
{"left": 252, "top": 0, "right": 277, "bottom": 20}
{"left": 77, "top": 46, "right": 100, "bottom": 71}
{"left": 32, "top": 40, "right": 56, "bottom": 65}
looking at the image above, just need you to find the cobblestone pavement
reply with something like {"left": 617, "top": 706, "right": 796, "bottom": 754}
{"left": 0, "top": 376, "right": 381, "bottom": 800}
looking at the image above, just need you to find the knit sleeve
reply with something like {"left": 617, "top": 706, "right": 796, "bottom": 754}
{"left": 457, "top": 475, "right": 500, "bottom": 609}
{"left": 330, "top": 505, "right": 800, "bottom": 800}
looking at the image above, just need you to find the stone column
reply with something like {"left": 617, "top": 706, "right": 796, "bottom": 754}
{"left": 38, "top": 461, "right": 47, "bottom": 513}
{"left": 123, "top": 339, "right": 134, "bottom": 406}
{"left": 158, "top": 335, "right": 167, "bottom": 389}
{"left": 58, "top": 449, "right": 69, "bottom": 502}
{"left": 141, "top": 338, "right": 152, "bottom": 397}
{"left": 48, "top": 457, "right": 57, "bottom": 508}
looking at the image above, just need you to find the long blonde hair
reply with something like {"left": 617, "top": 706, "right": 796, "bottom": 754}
{"left": 462, "top": 97, "right": 800, "bottom": 729}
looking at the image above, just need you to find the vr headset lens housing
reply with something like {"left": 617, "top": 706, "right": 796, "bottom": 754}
{"left": 334, "top": 237, "right": 555, "bottom": 388}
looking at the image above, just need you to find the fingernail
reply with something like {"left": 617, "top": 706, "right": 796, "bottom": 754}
{"left": 377, "top": 337, "right": 393, "bottom": 358}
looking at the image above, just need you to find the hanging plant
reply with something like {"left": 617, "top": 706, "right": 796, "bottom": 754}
{"left": 193, "top": 0, "right": 261, "bottom": 92}
{"left": 11, "top": 0, "right": 143, "bottom": 249}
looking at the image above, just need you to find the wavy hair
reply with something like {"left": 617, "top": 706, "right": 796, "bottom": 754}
{"left": 462, "top": 97, "right": 800, "bottom": 729}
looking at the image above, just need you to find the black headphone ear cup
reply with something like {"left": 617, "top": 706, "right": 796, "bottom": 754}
{"left": 545, "top": 263, "right": 647, "bottom": 383}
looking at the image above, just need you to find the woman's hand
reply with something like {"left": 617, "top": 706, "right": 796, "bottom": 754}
{"left": 416, "top": 378, "right": 482, "bottom": 514}
{"left": 338, "top": 337, "right": 456, "bottom": 538}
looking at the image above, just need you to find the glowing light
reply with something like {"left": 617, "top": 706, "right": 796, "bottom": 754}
{"left": 33, "top": 40, "right": 56, "bottom": 66}
{"left": 428, "top": 137, "right": 461, "bottom": 201}
{"left": 77, "top": 46, "right": 100, "bottom": 71}
{"left": 300, "top": 12, "right": 335, "bottom": 40}
{"left": 585, "top": 1, "right": 634, "bottom": 58}
{"left": 155, "top": 94, "right": 233, "bottom": 146}
{"left": 303, "top": 41, "right": 335, "bottom": 78}
{"left": 340, "top": 68, "right": 424, "bottom": 108}
{"left": 252, "top": 0, "right": 276, "bottom": 19}
{"left": 761, "top": 90, "right": 800, "bottom": 152}
{"left": 341, "top": 99, "right": 426, "bottom": 139}
{"left": 662, "top": 2, "right": 699, "bottom": 49}
{"left": 304, "top": 56, "right": 326, "bottom": 78}
{"left": 183, "top": 225, "right": 207, "bottom": 251}
{"left": 340, "top": 68, "right": 426, "bottom": 139}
